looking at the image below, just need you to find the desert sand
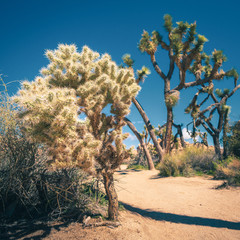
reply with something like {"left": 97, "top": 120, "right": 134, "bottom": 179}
{"left": 3, "top": 168, "right": 240, "bottom": 240}
{"left": 115, "top": 169, "right": 240, "bottom": 240}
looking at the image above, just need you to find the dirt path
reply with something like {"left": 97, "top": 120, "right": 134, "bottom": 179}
{"left": 4, "top": 169, "right": 240, "bottom": 239}
{"left": 115, "top": 169, "right": 240, "bottom": 239}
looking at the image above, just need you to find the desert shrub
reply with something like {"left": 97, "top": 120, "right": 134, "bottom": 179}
{"left": 0, "top": 127, "right": 108, "bottom": 221}
{"left": 0, "top": 129, "right": 47, "bottom": 219}
{"left": 158, "top": 156, "right": 179, "bottom": 177}
{"left": 157, "top": 145, "right": 217, "bottom": 177}
{"left": 214, "top": 157, "right": 240, "bottom": 186}
{"left": 0, "top": 80, "right": 46, "bottom": 219}
{"left": 183, "top": 145, "right": 217, "bottom": 174}
{"left": 0, "top": 81, "right": 106, "bottom": 222}
{"left": 38, "top": 168, "right": 107, "bottom": 220}
{"left": 0, "top": 134, "right": 106, "bottom": 221}
{"left": 0, "top": 126, "right": 102, "bottom": 220}
{"left": 228, "top": 121, "right": 240, "bottom": 157}
{"left": 158, "top": 152, "right": 193, "bottom": 177}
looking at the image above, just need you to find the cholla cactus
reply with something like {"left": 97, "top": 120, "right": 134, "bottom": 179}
{"left": 14, "top": 44, "right": 140, "bottom": 220}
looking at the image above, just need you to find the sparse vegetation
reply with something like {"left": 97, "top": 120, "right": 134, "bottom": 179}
{"left": 157, "top": 145, "right": 217, "bottom": 177}
{"left": 127, "top": 164, "right": 149, "bottom": 170}
{"left": 0, "top": 77, "right": 108, "bottom": 223}
{"left": 214, "top": 156, "right": 240, "bottom": 186}
{"left": 228, "top": 121, "right": 240, "bottom": 158}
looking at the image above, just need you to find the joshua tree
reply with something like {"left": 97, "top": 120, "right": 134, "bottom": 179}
{"left": 185, "top": 80, "right": 240, "bottom": 160}
{"left": 122, "top": 54, "right": 164, "bottom": 162}
{"left": 172, "top": 123, "right": 186, "bottom": 149}
{"left": 120, "top": 55, "right": 156, "bottom": 168}
{"left": 141, "top": 125, "right": 151, "bottom": 146}
{"left": 138, "top": 14, "right": 238, "bottom": 153}
{"left": 124, "top": 117, "right": 154, "bottom": 170}
{"left": 14, "top": 44, "right": 140, "bottom": 220}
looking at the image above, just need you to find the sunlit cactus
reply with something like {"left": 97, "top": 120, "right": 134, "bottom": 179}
{"left": 14, "top": 44, "right": 141, "bottom": 220}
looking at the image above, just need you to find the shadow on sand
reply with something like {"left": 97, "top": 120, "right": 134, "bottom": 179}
{"left": 121, "top": 202, "right": 240, "bottom": 230}
{"left": 0, "top": 219, "right": 73, "bottom": 240}
{"left": 116, "top": 169, "right": 143, "bottom": 175}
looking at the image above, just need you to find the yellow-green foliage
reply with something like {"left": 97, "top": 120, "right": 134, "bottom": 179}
{"left": 138, "top": 14, "right": 207, "bottom": 60}
{"left": 157, "top": 145, "right": 217, "bottom": 177}
{"left": 14, "top": 44, "right": 141, "bottom": 172}
{"left": 165, "top": 91, "right": 180, "bottom": 108}
{"left": 157, "top": 151, "right": 192, "bottom": 177}
{"left": 215, "top": 157, "right": 240, "bottom": 185}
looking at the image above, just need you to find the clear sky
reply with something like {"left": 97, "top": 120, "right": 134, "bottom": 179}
{"left": 1, "top": 0, "right": 240, "bottom": 148}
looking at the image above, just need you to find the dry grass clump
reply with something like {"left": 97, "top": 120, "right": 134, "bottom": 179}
{"left": 0, "top": 80, "right": 107, "bottom": 222}
{"left": 214, "top": 157, "right": 240, "bottom": 186}
{"left": 0, "top": 128, "right": 107, "bottom": 222}
{"left": 157, "top": 145, "right": 217, "bottom": 177}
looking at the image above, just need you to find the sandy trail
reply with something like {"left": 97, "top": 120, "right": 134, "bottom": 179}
{"left": 5, "top": 169, "right": 240, "bottom": 240}
{"left": 114, "top": 168, "right": 240, "bottom": 240}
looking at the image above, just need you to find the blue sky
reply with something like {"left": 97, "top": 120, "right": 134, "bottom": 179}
{"left": 1, "top": 0, "right": 240, "bottom": 148}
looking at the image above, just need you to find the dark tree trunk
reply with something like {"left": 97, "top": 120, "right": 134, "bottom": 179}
{"left": 222, "top": 115, "right": 229, "bottom": 159}
{"left": 179, "top": 128, "right": 186, "bottom": 148}
{"left": 124, "top": 117, "right": 155, "bottom": 170}
{"left": 222, "top": 138, "right": 228, "bottom": 159}
{"left": 132, "top": 97, "right": 164, "bottom": 162}
{"left": 165, "top": 106, "right": 173, "bottom": 153}
{"left": 213, "top": 134, "right": 222, "bottom": 160}
{"left": 102, "top": 172, "right": 118, "bottom": 221}
{"left": 142, "top": 143, "right": 155, "bottom": 170}
{"left": 173, "top": 123, "right": 186, "bottom": 148}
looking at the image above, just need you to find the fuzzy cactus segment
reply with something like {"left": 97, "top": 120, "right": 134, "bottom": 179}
{"left": 14, "top": 44, "right": 140, "bottom": 172}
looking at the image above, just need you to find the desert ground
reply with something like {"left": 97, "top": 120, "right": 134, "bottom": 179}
{"left": 2, "top": 168, "right": 240, "bottom": 240}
